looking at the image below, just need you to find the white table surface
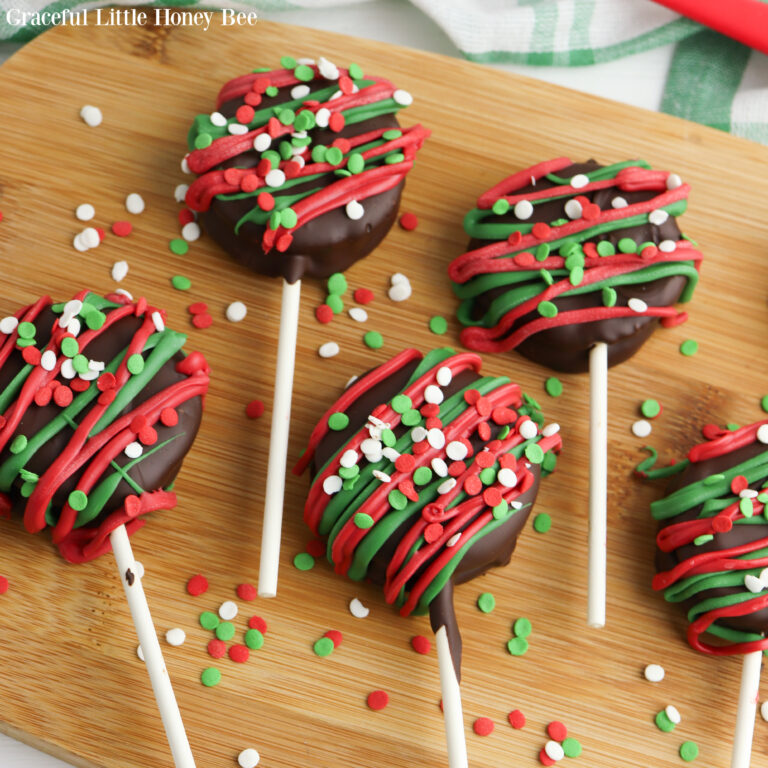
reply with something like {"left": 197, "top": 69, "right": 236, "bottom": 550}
{"left": 0, "top": 1, "right": 674, "bottom": 765}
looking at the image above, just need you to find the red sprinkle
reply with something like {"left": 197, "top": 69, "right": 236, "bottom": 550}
{"left": 0, "top": 575, "right": 8, "bottom": 595}
{"left": 97, "top": 372, "right": 116, "bottom": 392}
{"left": 399, "top": 212, "right": 418, "bottom": 231}
{"left": 547, "top": 721, "right": 567, "bottom": 741}
{"left": 464, "top": 475, "right": 482, "bottom": 496}
{"left": 207, "top": 639, "right": 226, "bottom": 659}
{"left": 71, "top": 379, "right": 90, "bottom": 393}
{"left": 179, "top": 209, "right": 195, "bottom": 226}
{"left": 731, "top": 476, "right": 748, "bottom": 494}
{"left": 324, "top": 629, "right": 343, "bottom": 648}
{"left": 483, "top": 488, "right": 503, "bottom": 507}
{"left": 34, "top": 387, "right": 52, "bottom": 407}
{"left": 236, "top": 583, "right": 257, "bottom": 601}
{"left": 53, "top": 386, "right": 73, "bottom": 407}
{"left": 473, "top": 717, "right": 494, "bottom": 736}
{"left": 236, "top": 105, "right": 255, "bottom": 125}
{"left": 448, "top": 461, "right": 466, "bottom": 477}
{"left": 539, "top": 748, "right": 556, "bottom": 766}
{"left": 246, "top": 400, "right": 265, "bottom": 419}
{"left": 508, "top": 709, "right": 526, "bottom": 729}
{"left": 315, "top": 304, "right": 334, "bottom": 324}
{"left": 508, "top": 230, "right": 522, "bottom": 246}
{"left": 188, "top": 302, "right": 208, "bottom": 315}
{"left": 186, "top": 574, "right": 209, "bottom": 596}
{"left": 464, "top": 389, "right": 480, "bottom": 405}
{"left": 532, "top": 222, "right": 551, "bottom": 240}
{"left": 229, "top": 644, "right": 250, "bottom": 663}
{"left": 22, "top": 346, "right": 41, "bottom": 366}
{"left": 353, "top": 288, "right": 374, "bottom": 305}
{"left": 248, "top": 616, "right": 268, "bottom": 633}
{"left": 111, "top": 221, "right": 132, "bottom": 237}
{"left": 96, "top": 227, "right": 105, "bottom": 242}
{"left": 160, "top": 407, "right": 179, "bottom": 427}
{"left": 475, "top": 451, "right": 495, "bottom": 469}
{"left": 411, "top": 635, "right": 431, "bottom": 655}
{"left": 328, "top": 112, "right": 345, "bottom": 132}
{"left": 367, "top": 690, "right": 389, "bottom": 711}
{"left": 306, "top": 538, "right": 325, "bottom": 558}
{"left": 395, "top": 454, "right": 417, "bottom": 473}
{"left": 257, "top": 192, "right": 275, "bottom": 211}
{"left": 713, "top": 514, "right": 733, "bottom": 533}
{"left": 424, "top": 522, "right": 443, "bottom": 543}
{"left": 192, "top": 313, "right": 213, "bottom": 329}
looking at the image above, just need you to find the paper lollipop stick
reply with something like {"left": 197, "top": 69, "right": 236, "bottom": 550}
{"left": 732, "top": 650, "right": 762, "bottom": 768}
{"left": 435, "top": 625, "right": 468, "bottom": 768}
{"left": 111, "top": 525, "right": 196, "bottom": 768}
{"left": 259, "top": 278, "right": 301, "bottom": 597}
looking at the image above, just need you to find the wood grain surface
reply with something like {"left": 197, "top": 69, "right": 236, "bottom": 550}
{"left": 0, "top": 16, "right": 767, "bottom": 768}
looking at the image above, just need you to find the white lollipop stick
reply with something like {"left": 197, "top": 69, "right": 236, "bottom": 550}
{"left": 588, "top": 341, "right": 608, "bottom": 628}
{"left": 258, "top": 278, "right": 302, "bottom": 597}
{"left": 732, "top": 650, "right": 762, "bottom": 768}
{"left": 110, "top": 524, "right": 196, "bottom": 768}
{"left": 435, "top": 625, "right": 468, "bottom": 768}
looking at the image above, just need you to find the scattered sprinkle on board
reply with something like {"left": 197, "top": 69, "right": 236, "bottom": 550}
{"left": 533, "top": 513, "right": 551, "bottom": 533}
{"left": 293, "top": 553, "right": 315, "bottom": 571}
{"left": 200, "top": 667, "right": 221, "bottom": 687}
{"left": 477, "top": 592, "right": 495, "bottom": 613}
{"left": 544, "top": 377, "right": 562, "bottom": 397}
{"left": 641, "top": 399, "right": 661, "bottom": 418}
{"left": 680, "top": 339, "right": 698, "bottom": 356}
{"left": 429, "top": 316, "right": 447, "bottom": 335}
{"left": 171, "top": 275, "right": 191, "bottom": 291}
{"left": 367, "top": 690, "right": 389, "bottom": 710}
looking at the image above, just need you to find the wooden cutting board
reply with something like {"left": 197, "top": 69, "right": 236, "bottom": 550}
{"left": 1, "top": 16, "right": 767, "bottom": 768}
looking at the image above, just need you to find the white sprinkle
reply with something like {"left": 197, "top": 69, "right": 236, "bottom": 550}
{"left": 330, "top": 90, "right": 342, "bottom": 101}
{"left": 76, "top": 203, "right": 95, "bottom": 221}
{"left": 446, "top": 441, "right": 468, "bottom": 461}
{"left": 323, "top": 475, "right": 343, "bottom": 494}
{"left": 181, "top": 221, "right": 200, "bottom": 242}
{"left": 349, "top": 598, "right": 369, "bottom": 618}
{"left": 165, "top": 628, "right": 186, "bottom": 647}
{"left": 293, "top": 155, "right": 306, "bottom": 169}
{"left": 88, "top": 359, "right": 105, "bottom": 372}
{"left": 760, "top": 567, "right": 768, "bottom": 585}
{"left": 218, "top": 601, "right": 238, "bottom": 621}
{"left": 564, "top": 199, "right": 582, "bottom": 220}
{"left": 411, "top": 426, "right": 428, "bottom": 443}
{"left": 344, "top": 375, "right": 358, "bottom": 389}
{"left": 667, "top": 173, "right": 683, "bottom": 190}
{"left": 0, "top": 317, "right": 18, "bottom": 335}
{"left": 393, "top": 89, "right": 413, "bottom": 106}
{"left": 226, "top": 301, "right": 247, "bottom": 323}
{"left": 570, "top": 173, "right": 589, "bottom": 189}
{"left": 315, "top": 108, "right": 331, "bottom": 128}
{"left": 431, "top": 458, "right": 448, "bottom": 477}
{"left": 265, "top": 169, "right": 286, "bottom": 188}
{"left": 382, "top": 447, "right": 400, "bottom": 462}
{"left": 632, "top": 419, "right": 652, "bottom": 438}
{"left": 125, "top": 193, "right": 145, "bottom": 215}
{"left": 391, "top": 273, "right": 409, "bottom": 285}
{"left": 297, "top": 57, "right": 316, "bottom": 65}
{"left": 659, "top": 240, "right": 677, "bottom": 253}
{"left": 372, "top": 470, "right": 391, "bottom": 483}
{"left": 424, "top": 385, "right": 444, "bottom": 405}
{"left": 388, "top": 282, "right": 412, "bottom": 302}
{"left": 111, "top": 260, "right": 129, "bottom": 282}
{"left": 133, "top": 561, "right": 145, "bottom": 579}
{"left": 498, "top": 468, "right": 518, "bottom": 488}
{"left": 649, "top": 209, "right": 669, "bottom": 226}
{"left": 67, "top": 318, "right": 81, "bottom": 337}
{"left": 152, "top": 311, "right": 165, "bottom": 333}
{"left": 438, "top": 478, "right": 457, "bottom": 495}
{"left": 40, "top": 350, "right": 56, "bottom": 370}
{"left": 114, "top": 288, "right": 133, "bottom": 300}
{"left": 73, "top": 234, "right": 88, "bottom": 252}
{"left": 510, "top": 501, "right": 523, "bottom": 510}
{"left": 758, "top": 425, "right": 768, "bottom": 444}
{"left": 446, "top": 532, "right": 462, "bottom": 548}
{"left": 427, "top": 428, "right": 446, "bottom": 450}
{"left": 761, "top": 701, "right": 768, "bottom": 722}
{"left": 317, "top": 57, "right": 339, "bottom": 80}
{"left": 64, "top": 300, "right": 83, "bottom": 317}
{"left": 137, "top": 644, "right": 145, "bottom": 661}
{"left": 519, "top": 420, "right": 538, "bottom": 440}
{"left": 365, "top": 448, "right": 383, "bottom": 463}
{"left": 514, "top": 200, "right": 533, "bottom": 220}
{"left": 181, "top": 155, "right": 190, "bottom": 174}
{"left": 346, "top": 200, "right": 364, "bottom": 220}
{"left": 611, "top": 196, "right": 628, "bottom": 209}
{"left": 436, "top": 366, "right": 452, "bottom": 387}
{"left": 745, "top": 574, "right": 764, "bottom": 593}
{"left": 368, "top": 415, "right": 389, "bottom": 429}
{"left": 254, "top": 133, "right": 272, "bottom": 152}
{"left": 545, "top": 741, "right": 565, "bottom": 761}
{"left": 173, "top": 184, "right": 189, "bottom": 204}
{"left": 228, "top": 123, "right": 249, "bottom": 135}
{"left": 80, "top": 105, "right": 103, "bottom": 127}
{"left": 361, "top": 438, "right": 382, "bottom": 454}
{"left": 665, "top": 705, "right": 681, "bottom": 725}
{"left": 348, "top": 307, "right": 368, "bottom": 322}
{"left": 628, "top": 297, "right": 648, "bottom": 313}
{"left": 340, "top": 449, "right": 358, "bottom": 468}
{"left": 542, "top": 423, "right": 560, "bottom": 437}
{"left": 61, "top": 359, "right": 76, "bottom": 379}
{"left": 741, "top": 489, "right": 759, "bottom": 499}
{"left": 290, "top": 84, "right": 311, "bottom": 100}
{"left": 125, "top": 442, "right": 143, "bottom": 459}
{"left": 238, "top": 748, "right": 261, "bottom": 768}
{"left": 81, "top": 227, "right": 100, "bottom": 249}
{"left": 318, "top": 341, "right": 340, "bottom": 358}
{"left": 210, "top": 111, "right": 227, "bottom": 127}
{"left": 79, "top": 369, "right": 98, "bottom": 381}
{"left": 644, "top": 663, "right": 665, "bottom": 682}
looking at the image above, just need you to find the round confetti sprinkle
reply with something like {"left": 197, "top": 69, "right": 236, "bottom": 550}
{"left": 507, "top": 637, "right": 529, "bottom": 656}
{"left": 324, "top": 630, "right": 343, "bottom": 648}
{"left": 200, "top": 667, "right": 221, "bottom": 687}
{"left": 632, "top": 419, "right": 652, "bottom": 438}
{"left": 125, "top": 193, "right": 145, "bottom": 214}
{"left": 545, "top": 741, "right": 565, "bottom": 761}
{"left": 547, "top": 721, "right": 567, "bottom": 741}
{"left": 187, "top": 574, "right": 209, "bottom": 596}
{"left": 508, "top": 710, "right": 526, "bottom": 729}
{"left": 473, "top": 717, "right": 494, "bottom": 736}
{"left": 246, "top": 400, "right": 265, "bottom": 419}
{"left": 539, "top": 748, "right": 555, "bottom": 767}
{"left": 354, "top": 288, "right": 374, "bottom": 304}
{"left": 313, "top": 637, "right": 335, "bottom": 657}
{"left": 68, "top": 490, "right": 88, "bottom": 511}
{"left": 545, "top": 377, "right": 562, "bottom": 397}
{"left": 655, "top": 710, "right": 675, "bottom": 732}
{"left": 245, "top": 629, "right": 265, "bottom": 650}
{"left": 112, "top": 221, "right": 132, "bottom": 237}
{"left": 326, "top": 294, "right": 344, "bottom": 314}
{"left": 127, "top": 353, "right": 145, "bottom": 375}
{"left": 248, "top": 616, "right": 268, "bottom": 633}
{"left": 641, "top": 399, "right": 661, "bottom": 418}
{"left": 80, "top": 105, "right": 103, "bottom": 127}
{"left": 192, "top": 313, "right": 214, "bottom": 330}
{"left": 328, "top": 412, "right": 349, "bottom": 431}
{"left": 0, "top": 575, "right": 8, "bottom": 595}
{"left": 219, "top": 600, "right": 238, "bottom": 620}
{"left": 216, "top": 622, "right": 235, "bottom": 641}
{"left": 562, "top": 738, "right": 582, "bottom": 758}
{"left": 411, "top": 635, "right": 431, "bottom": 654}
{"left": 327, "top": 273, "right": 348, "bottom": 295}
{"left": 293, "top": 552, "right": 315, "bottom": 571}
{"left": 761, "top": 395, "right": 768, "bottom": 414}
{"left": 318, "top": 341, "right": 340, "bottom": 358}
{"left": 477, "top": 592, "right": 495, "bottom": 613}
{"left": 399, "top": 212, "right": 418, "bottom": 230}
{"left": 76, "top": 203, "right": 95, "bottom": 221}
{"left": 680, "top": 339, "right": 698, "bottom": 356}
{"left": 349, "top": 598, "right": 369, "bottom": 618}
{"left": 680, "top": 741, "right": 699, "bottom": 762}
{"left": 513, "top": 617, "right": 532, "bottom": 638}
{"left": 165, "top": 628, "right": 186, "bottom": 647}
{"left": 644, "top": 663, "right": 665, "bottom": 682}
{"left": 236, "top": 583, "right": 257, "bottom": 601}
{"left": 207, "top": 639, "right": 226, "bottom": 659}
{"left": 367, "top": 690, "right": 389, "bottom": 710}
{"left": 229, "top": 644, "right": 250, "bottom": 663}
{"left": 316, "top": 304, "right": 333, "bottom": 324}
{"left": 169, "top": 238, "right": 189, "bottom": 256}
{"left": 171, "top": 275, "right": 191, "bottom": 291}
{"left": 533, "top": 513, "right": 551, "bottom": 533}
{"left": 137, "top": 645, "right": 145, "bottom": 661}
{"left": 226, "top": 301, "right": 247, "bottom": 323}
{"left": 429, "top": 316, "right": 448, "bottom": 335}
{"left": 238, "top": 748, "right": 260, "bottom": 768}
{"left": 364, "top": 331, "right": 384, "bottom": 349}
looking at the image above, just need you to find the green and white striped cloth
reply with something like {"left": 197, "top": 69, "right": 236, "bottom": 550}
{"left": 1, "top": 0, "right": 766, "bottom": 143}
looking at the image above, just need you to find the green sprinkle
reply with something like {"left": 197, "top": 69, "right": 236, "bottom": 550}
{"left": 245, "top": 629, "right": 264, "bottom": 650}
{"left": 348, "top": 63, "right": 364, "bottom": 80}
{"left": 561, "top": 738, "right": 582, "bottom": 758}
{"left": 200, "top": 667, "right": 221, "bottom": 687}
{"left": 596, "top": 241, "right": 615, "bottom": 257}
{"left": 680, "top": 339, "right": 698, "bottom": 356}
{"left": 602, "top": 286, "right": 617, "bottom": 307}
{"left": 535, "top": 243, "right": 550, "bottom": 261}
{"left": 655, "top": 710, "right": 675, "bottom": 733}
{"left": 278, "top": 109, "right": 295, "bottom": 126}
{"left": 327, "top": 273, "right": 348, "bottom": 295}
{"left": 127, "top": 353, "right": 145, "bottom": 375}
{"left": 498, "top": 425, "right": 510, "bottom": 440}
{"left": 388, "top": 488, "right": 408, "bottom": 510}
{"left": 293, "top": 552, "right": 315, "bottom": 571}
{"left": 693, "top": 534, "right": 713, "bottom": 546}
{"left": 265, "top": 85, "right": 278, "bottom": 97}
{"left": 385, "top": 152, "right": 405, "bottom": 164}
{"left": 727, "top": 423, "right": 740, "bottom": 431}
{"left": 325, "top": 147, "right": 343, "bottom": 166}
{"left": 338, "top": 464, "right": 359, "bottom": 479}
{"left": 215, "top": 622, "right": 235, "bottom": 641}
{"left": 537, "top": 301, "right": 557, "bottom": 318}
{"left": 569, "top": 266, "right": 584, "bottom": 286}
{"left": 68, "top": 490, "right": 88, "bottom": 511}
{"left": 741, "top": 497, "right": 755, "bottom": 517}
{"left": 15, "top": 339, "right": 35, "bottom": 348}
{"left": 279, "top": 140, "right": 293, "bottom": 161}
{"left": 401, "top": 409, "right": 421, "bottom": 427}
{"left": 9, "top": 435, "right": 27, "bottom": 454}
{"left": 492, "top": 199, "right": 510, "bottom": 215}
{"left": 262, "top": 150, "right": 280, "bottom": 169}
{"left": 382, "top": 129, "right": 402, "bottom": 140}
{"left": 169, "top": 238, "right": 189, "bottom": 256}
{"left": 313, "top": 637, "right": 334, "bottom": 657}
{"left": 280, "top": 55, "right": 297, "bottom": 68}
{"left": 60, "top": 336, "right": 79, "bottom": 357}
{"left": 328, "top": 412, "right": 349, "bottom": 431}
{"left": 540, "top": 269, "right": 554, "bottom": 286}
{"left": 72, "top": 354, "right": 89, "bottom": 374}
{"left": 413, "top": 467, "right": 433, "bottom": 486}
{"left": 761, "top": 395, "right": 768, "bottom": 413}
{"left": 703, "top": 473, "right": 725, "bottom": 486}
{"left": 20, "top": 481, "right": 35, "bottom": 498}
{"left": 326, "top": 294, "right": 343, "bottom": 314}
{"left": 17, "top": 322, "right": 35, "bottom": 340}
{"left": 507, "top": 637, "right": 529, "bottom": 656}
{"left": 479, "top": 467, "right": 497, "bottom": 485}
{"left": 429, "top": 316, "right": 448, "bottom": 335}
{"left": 513, "top": 617, "right": 532, "bottom": 638}
{"left": 618, "top": 237, "right": 637, "bottom": 253}
{"left": 391, "top": 394, "right": 412, "bottom": 413}
{"left": 199, "top": 611, "right": 219, "bottom": 630}
{"left": 364, "top": 331, "right": 384, "bottom": 349}
{"left": 525, "top": 443, "right": 544, "bottom": 464}
{"left": 542, "top": 451, "right": 557, "bottom": 473}
{"left": 641, "top": 399, "right": 661, "bottom": 418}
{"left": 194, "top": 133, "right": 212, "bottom": 150}
{"left": 545, "top": 377, "right": 562, "bottom": 397}
{"left": 172, "top": 275, "right": 191, "bottom": 291}
{"left": 533, "top": 513, "right": 551, "bottom": 533}
{"left": 294, "top": 64, "right": 315, "bottom": 81}
{"left": 294, "top": 112, "right": 314, "bottom": 133}
{"left": 492, "top": 500, "right": 509, "bottom": 520}
{"left": 680, "top": 741, "right": 699, "bottom": 762}
{"left": 311, "top": 145, "right": 327, "bottom": 163}
{"left": 477, "top": 592, "right": 495, "bottom": 613}
{"left": 280, "top": 208, "right": 298, "bottom": 228}
{"left": 354, "top": 512, "right": 374, "bottom": 529}
{"left": 347, "top": 153, "right": 365, "bottom": 174}
{"left": 381, "top": 428, "right": 396, "bottom": 447}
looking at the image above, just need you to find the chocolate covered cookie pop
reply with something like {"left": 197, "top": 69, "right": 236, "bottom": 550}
{"left": 0, "top": 290, "right": 209, "bottom": 767}
{"left": 185, "top": 55, "right": 429, "bottom": 597}
{"left": 449, "top": 158, "right": 702, "bottom": 627}
{"left": 295, "top": 347, "right": 561, "bottom": 767}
